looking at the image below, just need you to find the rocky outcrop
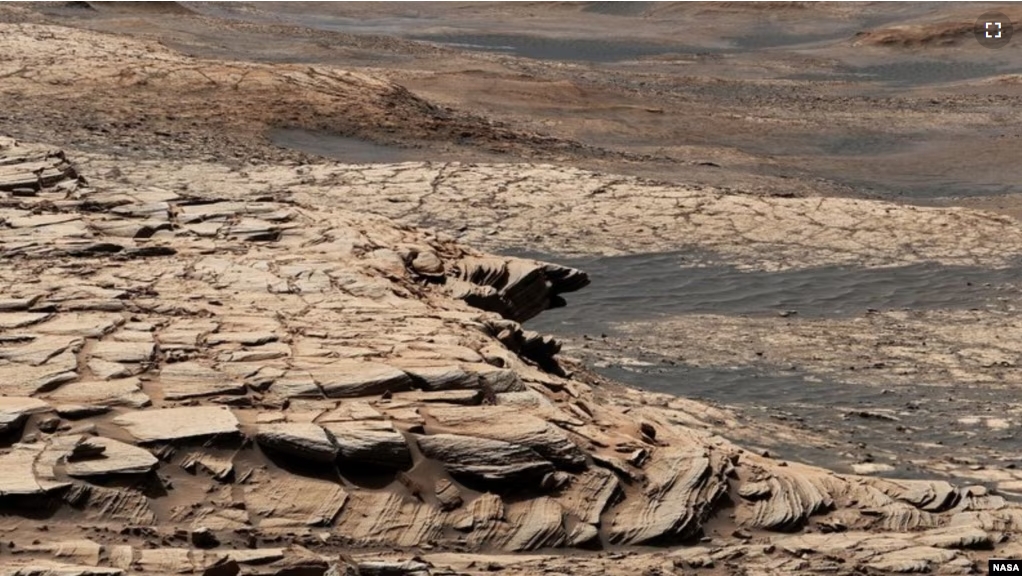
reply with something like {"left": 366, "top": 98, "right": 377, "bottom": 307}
{"left": 4, "top": 135, "right": 1022, "bottom": 574}
{"left": 448, "top": 256, "right": 590, "bottom": 324}
{"left": 607, "top": 446, "right": 729, "bottom": 545}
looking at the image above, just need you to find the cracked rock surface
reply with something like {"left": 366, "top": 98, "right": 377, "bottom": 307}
{"left": 66, "top": 148, "right": 1022, "bottom": 274}
{"left": 3, "top": 13, "right": 1022, "bottom": 576}
{"left": 2, "top": 133, "right": 1022, "bottom": 574}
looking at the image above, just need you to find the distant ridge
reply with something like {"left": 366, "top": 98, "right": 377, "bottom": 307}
{"left": 84, "top": 1, "right": 194, "bottom": 15}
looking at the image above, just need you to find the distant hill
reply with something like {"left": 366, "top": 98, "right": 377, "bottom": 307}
{"left": 83, "top": 1, "right": 194, "bottom": 15}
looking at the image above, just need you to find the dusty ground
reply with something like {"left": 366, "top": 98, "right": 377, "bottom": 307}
{"left": 2, "top": 2, "right": 1022, "bottom": 575}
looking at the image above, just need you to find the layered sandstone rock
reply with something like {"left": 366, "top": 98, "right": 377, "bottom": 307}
{"left": 2, "top": 136, "right": 1022, "bottom": 575}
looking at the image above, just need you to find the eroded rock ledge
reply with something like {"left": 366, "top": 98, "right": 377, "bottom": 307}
{"left": 3, "top": 139, "right": 1022, "bottom": 575}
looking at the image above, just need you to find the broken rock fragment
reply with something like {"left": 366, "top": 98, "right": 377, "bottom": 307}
{"left": 409, "top": 249, "right": 445, "bottom": 278}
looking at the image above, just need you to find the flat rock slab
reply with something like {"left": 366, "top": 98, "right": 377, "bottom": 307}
{"left": 60, "top": 436, "right": 159, "bottom": 477}
{"left": 0, "top": 360, "right": 78, "bottom": 396}
{"left": 87, "top": 358, "right": 135, "bottom": 380}
{"left": 269, "top": 370, "right": 321, "bottom": 398}
{"left": 243, "top": 473, "right": 348, "bottom": 527}
{"left": 44, "top": 378, "right": 150, "bottom": 408}
{"left": 415, "top": 433, "right": 555, "bottom": 486}
{"left": 89, "top": 340, "right": 154, "bottom": 364}
{"left": 321, "top": 422, "right": 412, "bottom": 469}
{"left": 0, "top": 335, "right": 82, "bottom": 366}
{"left": 113, "top": 406, "right": 240, "bottom": 443}
{"left": 392, "top": 389, "right": 482, "bottom": 405}
{"left": 0, "top": 396, "right": 49, "bottom": 434}
{"left": 398, "top": 364, "right": 480, "bottom": 391}
{"left": 0, "top": 311, "right": 51, "bottom": 330}
{"left": 135, "top": 548, "right": 194, "bottom": 573}
{"left": 23, "top": 539, "right": 103, "bottom": 566}
{"left": 160, "top": 361, "right": 245, "bottom": 400}
{"left": 317, "top": 401, "right": 385, "bottom": 423}
{"left": 309, "top": 361, "right": 412, "bottom": 398}
{"left": 357, "top": 559, "right": 431, "bottom": 576}
{"left": 34, "top": 313, "right": 123, "bottom": 338}
{"left": 0, "top": 562, "right": 123, "bottom": 576}
{"left": 0, "top": 443, "right": 70, "bottom": 496}
{"left": 207, "top": 331, "right": 279, "bottom": 346}
{"left": 0, "top": 295, "right": 44, "bottom": 311}
{"left": 256, "top": 422, "right": 338, "bottom": 463}
{"left": 424, "top": 405, "right": 586, "bottom": 469}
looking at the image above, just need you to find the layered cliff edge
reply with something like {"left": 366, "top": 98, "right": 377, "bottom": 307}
{"left": 2, "top": 137, "right": 1022, "bottom": 576}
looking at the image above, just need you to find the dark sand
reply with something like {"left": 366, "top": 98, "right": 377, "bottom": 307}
{"left": 516, "top": 251, "right": 1022, "bottom": 328}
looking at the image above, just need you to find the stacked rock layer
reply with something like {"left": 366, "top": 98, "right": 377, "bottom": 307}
{"left": 2, "top": 139, "right": 1022, "bottom": 575}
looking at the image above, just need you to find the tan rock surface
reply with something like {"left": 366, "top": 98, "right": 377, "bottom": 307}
{"left": 56, "top": 436, "right": 158, "bottom": 478}
{"left": 43, "top": 378, "right": 150, "bottom": 410}
{"left": 2, "top": 15, "right": 1022, "bottom": 576}
{"left": 71, "top": 153, "right": 1022, "bottom": 273}
{"left": 4, "top": 21, "right": 1018, "bottom": 274}
{"left": 113, "top": 406, "right": 241, "bottom": 443}
{"left": 0, "top": 396, "right": 50, "bottom": 434}
{"left": 255, "top": 422, "right": 339, "bottom": 463}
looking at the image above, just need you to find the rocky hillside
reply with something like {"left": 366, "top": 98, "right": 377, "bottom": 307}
{"left": 2, "top": 137, "right": 1022, "bottom": 575}
{"left": 0, "top": 22, "right": 593, "bottom": 163}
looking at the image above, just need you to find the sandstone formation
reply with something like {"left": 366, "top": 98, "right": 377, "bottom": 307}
{"left": 0, "top": 20, "right": 594, "bottom": 167}
{"left": 69, "top": 143, "right": 1022, "bottom": 274}
{"left": 3, "top": 134, "right": 1022, "bottom": 574}
{"left": 2, "top": 9, "right": 1022, "bottom": 574}
{"left": 4, "top": 21, "right": 1021, "bottom": 275}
